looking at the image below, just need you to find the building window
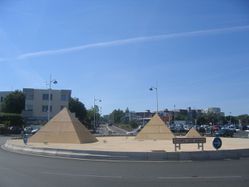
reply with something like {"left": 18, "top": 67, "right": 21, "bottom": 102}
{"left": 26, "top": 94, "right": 34, "bottom": 100}
{"left": 0, "top": 96, "right": 3, "bottom": 102}
{"left": 42, "top": 105, "right": 52, "bottom": 112}
{"left": 61, "top": 94, "right": 67, "bottom": 101}
{"left": 42, "top": 105, "right": 48, "bottom": 112}
{"left": 42, "top": 94, "right": 48, "bottom": 100}
{"left": 25, "top": 104, "right": 33, "bottom": 111}
{"left": 42, "top": 94, "right": 52, "bottom": 100}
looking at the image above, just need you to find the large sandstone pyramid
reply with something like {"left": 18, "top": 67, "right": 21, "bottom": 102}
{"left": 185, "top": 127, "right": 202, "bottom": 138}
{"left": 136, "top": 113, "right": 174, "bottom": 140}
{"left": 29, "top": 108, "right": 98, "bottom": 144}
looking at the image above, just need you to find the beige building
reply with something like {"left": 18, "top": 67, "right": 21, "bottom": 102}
{"left": 22, "top": 88, "right": 71, "bottom": 124}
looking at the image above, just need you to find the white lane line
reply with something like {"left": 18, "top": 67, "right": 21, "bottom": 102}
{"left": 41, "top": 171, "right": 122, "bottom": 179}
{"left": 158, "top": 176, "right": 242, "bottom": 180}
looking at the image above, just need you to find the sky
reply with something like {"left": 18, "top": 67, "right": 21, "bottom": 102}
{"left": 0, "top": 0, "right": 249, "bottom": 115}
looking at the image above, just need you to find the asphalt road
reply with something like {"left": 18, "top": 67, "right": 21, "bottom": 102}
{"left": 96, "top": 124, "right": 127, "bottom": 135}
{"left": 0, "top": 136, "right": 249, "bottom": 187}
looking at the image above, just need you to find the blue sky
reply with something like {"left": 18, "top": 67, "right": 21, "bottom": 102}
{"left": 0, "top": 0, "right": 249, "bottom": 115}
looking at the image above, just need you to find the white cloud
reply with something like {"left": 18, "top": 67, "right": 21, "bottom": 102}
{"left": 14, "top": 25, "right": 249, "bottom": 59}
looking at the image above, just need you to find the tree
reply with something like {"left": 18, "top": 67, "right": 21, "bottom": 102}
{"left": 109, "top": 109, "right": 125, "bottom": 124}
{"left": 238, "top": 115, "right": 249, "bottom": 126}
{"left": 68, "top": 97, "right": 87, "bottom": 124}
{"left": 174, "top": 113, "right": 188, "bottom": 121}
{"left": 86, "top": 105, "right": 101, "bottom": 128}
{"left": 2, "top": 90, "right": 25, "bottom": 114}
{"left": 129, "top": 120, "right": 139, "bottom": 129}
{"left": 196, "top": 114, "right": 208, "bottom": 125}
{"left": 0, "top": 113, "right": 24, "bottom": 127}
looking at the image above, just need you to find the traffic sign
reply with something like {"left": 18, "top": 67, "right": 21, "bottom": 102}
{"left": 212, "top": 137, "right": 222, "bottom": 150}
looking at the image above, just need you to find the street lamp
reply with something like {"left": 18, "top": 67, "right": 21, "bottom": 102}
{"left": 149, "top": 86, "right": 158, "bottom": 113}
{"left": 48, "top": 75, "right": 58, "bottom": 121}
{"left": 93, "top": 96, "right": 102, "bottom": 130}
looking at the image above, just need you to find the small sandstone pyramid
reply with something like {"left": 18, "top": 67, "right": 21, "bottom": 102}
{"left": 185, "top": 127, "right": 202, "bottom": 138}
{"left": 29, "top": 108, "right": 98, "bottom": 144}
{"left": 136, "top": 113, "right": 174, "bottom": 140}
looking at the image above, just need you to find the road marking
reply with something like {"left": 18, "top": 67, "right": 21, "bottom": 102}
{"left": 158, "top": 175, "right": 242, "bottom": 180}
{"left": 36, "top": 172, "right": 246, "bottom": 181}
{"left": 41, "top": 171, "right": 122, "bottom": 179}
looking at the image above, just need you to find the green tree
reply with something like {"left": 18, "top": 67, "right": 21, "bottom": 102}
{"left": 109, "top": 109, "right": 125, "bottom": 124}
{"left": 237, "top": 115, "right": 249, "bottom": 126}
{"left": 0, "top": 113, "right": 24, "bottom": 127}
{"left": 68, "top": 97, "right": 87, "bottom": 124}
{"left": 196, "top": 114, "right": 208, "bottom": 125}
{"left": 2, "top": 90, "right": 25, "bottom": 114}
{"left": 174, "top": 113, "right": 188, "bottom": 121}
{"left": 86, "top": 105, "right": 101, "bottom": 128}
{"left": 129, "top": 120, "right": 139, "bottom": 129}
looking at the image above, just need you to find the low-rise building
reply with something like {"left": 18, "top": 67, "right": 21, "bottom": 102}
{"left": 207, "top": 107, "right": 221, "bottom": 114}
{"left": 22, "top": 88, "right": 71, "bottom": 124}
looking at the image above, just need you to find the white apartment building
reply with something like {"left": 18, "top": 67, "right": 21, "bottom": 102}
{"left": 22, "top": 88, "right": 71, "bottom": 123}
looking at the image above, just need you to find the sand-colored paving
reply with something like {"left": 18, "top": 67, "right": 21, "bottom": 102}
{"left": 8, "top": 136, "right": 249, "bottom": 152}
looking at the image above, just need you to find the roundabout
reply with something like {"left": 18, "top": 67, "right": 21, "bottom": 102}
{"left": 4, "top": 136, "right": 249, "bottom": 161}
{"left": 3, "top": 109, "right": 249, "bottom": 161}
{"left": 1, "top": 136, "right": 249, "bottom": 187}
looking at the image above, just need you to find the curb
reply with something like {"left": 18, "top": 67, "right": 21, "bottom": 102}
{"left": 3, "top": 140, "right": 249, "bottom": 161}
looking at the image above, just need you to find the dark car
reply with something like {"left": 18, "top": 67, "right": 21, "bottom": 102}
{"left": 215, "top": 129, "right": 234, "bottom": 137}
{"left": 8, "top": 126, "right": 23, "bottom": 134}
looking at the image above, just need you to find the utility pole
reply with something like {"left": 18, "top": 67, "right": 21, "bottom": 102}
{"left": 149, "top": 86, "right": 158, "bottom": 113}
{"left": 47, "top": 74, "right": 57, "bottom": 121}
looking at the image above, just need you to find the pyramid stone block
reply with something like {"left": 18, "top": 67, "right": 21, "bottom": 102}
{"left": 136, "top": 113, "right": 174, "bottom": 140}
{"left": 29, "top": 108, "right": 98, "bottom": 144}
{"left": 185, "top": 127, "right": 202, "bottom": 138}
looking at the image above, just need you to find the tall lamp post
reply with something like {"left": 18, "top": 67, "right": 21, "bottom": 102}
{"left": 93, "top": 96, "right": 102, "bottom": 130}
{"left": 149, "top": 86, "right": 158, "bottom": 113}
{"left": 48, "top": 75, "right": 58, "bottom": 121}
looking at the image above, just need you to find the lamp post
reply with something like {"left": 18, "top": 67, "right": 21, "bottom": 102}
{"left": 149, "top": 86, "right": 158, "bottom": 113}
{"left": 93, "top": 96, "right": 102, "bottom": 130}
{"left": 47, "top": 75, "right": 57, "bottom": 121}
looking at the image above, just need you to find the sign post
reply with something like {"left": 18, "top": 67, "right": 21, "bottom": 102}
{"left": 212, "top": 137, "right": 222, "bottom": 150}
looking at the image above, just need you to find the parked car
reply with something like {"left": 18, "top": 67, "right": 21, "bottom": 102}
{"left": 23, "top": 125, "right": 40, "bottom": 135}
{"left": 215, "top": 129, "right": 234, "bottom": 137}
{"left": 242, "top": 125, "right": 249, "bottom": 131}
{"left": 126, "top": 125, "right": 142, "bottom": 136}
{"left": 8, "top": 126, "right": 23, "bottom": 134}
{"left": 228, "top": 125, "right": 236, "bottom": 133}
{"left": 211, "top": 125, "right": 220, "bottom": 133}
